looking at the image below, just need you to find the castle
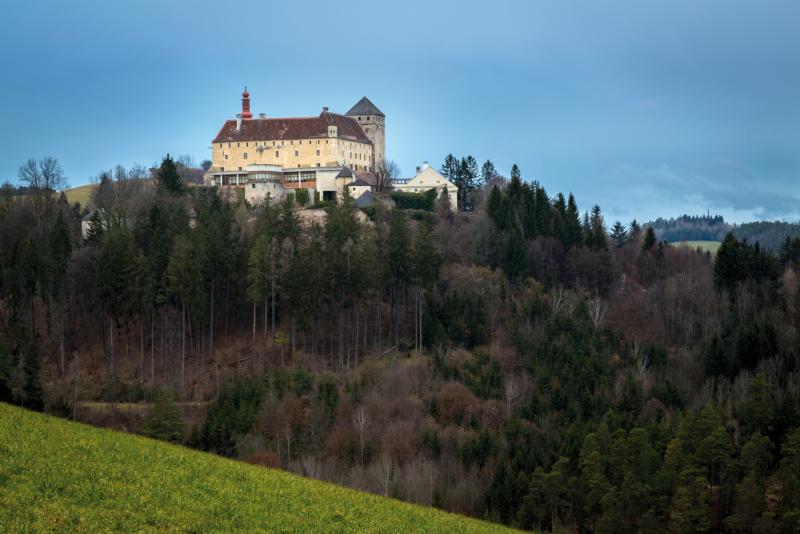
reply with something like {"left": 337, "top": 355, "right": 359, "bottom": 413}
{"left": 205, "top": 89, "right": 456, "bottom": 209}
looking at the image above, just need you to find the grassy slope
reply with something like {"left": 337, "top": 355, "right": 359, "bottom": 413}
{"left": 64, "top": 184, "right": 96, "bottom": 208}
{"left": 674, "top": 240, "right": 721, "bottom": 254}
{"left": 0, "top": 403, "right": 513, "bottom": 533}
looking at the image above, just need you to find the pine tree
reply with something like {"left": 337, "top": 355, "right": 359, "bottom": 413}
{"left": 156, "top": 154, "right": 183, "bottom": 194}
{"left": 510, "top": 164, "right": 521, "bottom": 181}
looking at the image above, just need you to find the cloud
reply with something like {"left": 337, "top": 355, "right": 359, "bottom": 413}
{"left": 595, "top": 162, "right": 800, "bottom": 224}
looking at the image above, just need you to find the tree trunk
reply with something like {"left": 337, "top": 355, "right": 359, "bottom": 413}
{"left": 181, "top": 303, "right": 186, "bottom": 399}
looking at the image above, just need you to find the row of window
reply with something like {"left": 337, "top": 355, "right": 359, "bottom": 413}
{"left": 226, "top": 149, "right": 370, "bottom": 163}
{"left": 220, "top": 139, "right": 370, "bottom": 150}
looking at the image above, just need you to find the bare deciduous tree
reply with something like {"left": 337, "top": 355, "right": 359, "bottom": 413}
{"left": 352, "top": 405, "right": 370, "bottom": 465}
{"left": 374, "top": 160, "right": 400, "bottom": 192}
{"left": 551, "top": 286, "right": 565, "bottom": 317}
{"left": 588, "top": 297, "right": 608, "bottom": 329}
{"left": 504, "top": 374, "right": 520, "bottom": 414}
{"left": 18, "top": 156, "right": 68, "bottom": 217}
{"left": 370, "top": 453, "right": 394, "bottom": 496}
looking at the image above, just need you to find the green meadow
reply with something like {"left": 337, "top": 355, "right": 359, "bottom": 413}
{"left": 0, "top": 403, "right": 514, "bottom": 533}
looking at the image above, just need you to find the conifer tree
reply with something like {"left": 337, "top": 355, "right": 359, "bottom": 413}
{"left": 481, "top": 160, "right": 497, "bottom": 186}
{"left": 500, "top": 225, "right": 527, "bottom": 280}
{"left": 610, "top": 221, "right": 628, "bottom": 248}
{"left": 387, "top": 210, "right": 411, "bottom": 347}
{"left": 84, "top": 211, "right": 105, "bottom": 246}
{"left": 440, "top": 154, "right": 459, "bottom": 181}
{"left": 589, "top": 205, "right": 608, "bottom": 251}
{"left": 642, "top": 226, "right": 657, "bottom": 251}
{"left": 141, "top": 389, "right": 184, "bottom": 443}
{"left": 564, "top": 194, "right": 583, "bottom": 248}
{"left": 510, "top": 164, "right": 521, "bottom": 181}
{"left": 629, "top": 219, "right": 642, "bottom": 241}
{"left": 156, "top": 154, "right": 183, "bottom": 194}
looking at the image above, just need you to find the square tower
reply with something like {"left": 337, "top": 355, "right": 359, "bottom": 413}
{"left": 346, "top": 97, "right": 385, "bottom": 173}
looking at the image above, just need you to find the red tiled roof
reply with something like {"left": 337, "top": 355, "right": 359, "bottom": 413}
{"left": 212, "top": 112, "right": 371, "bottom": 144}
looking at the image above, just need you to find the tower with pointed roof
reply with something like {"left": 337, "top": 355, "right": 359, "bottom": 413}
{"left": 346, "top": 97, "right": 385, "bottom": 173}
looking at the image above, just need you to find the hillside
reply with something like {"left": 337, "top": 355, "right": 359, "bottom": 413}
{"left": 64, "top": 183, "right": 96, "bottom": 208}
{"left": 0, "top": 404, "right": 514, "bottom": 533}
{"left": 673, "top": 240, "right": 721, "bottom": 254}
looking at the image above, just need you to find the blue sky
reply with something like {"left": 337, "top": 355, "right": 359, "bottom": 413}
{"left": 1, "top": 0, "right": 798, "bottom": 223}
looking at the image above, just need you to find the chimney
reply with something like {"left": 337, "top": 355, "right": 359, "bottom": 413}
{"left": 421, "top": 161, "right": 429, "bottom": 171}
{"left": 241, "top": 87, "right": 253, "bottom": 120}
{"left": 416, "top": 166, "right": 421, "bottom": 174}
{"left": 322, "top": 106, "right": 329, "bottom": 113}
{"left": 236, "top": 113, "right": 242, "bottom": 132}
{"left": 258, "top": 113, "right": 266, "bottom": 119}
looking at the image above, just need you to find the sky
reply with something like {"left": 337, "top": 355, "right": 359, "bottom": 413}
{"left": 0, "top": 0, "right": 798, "bottom": 224}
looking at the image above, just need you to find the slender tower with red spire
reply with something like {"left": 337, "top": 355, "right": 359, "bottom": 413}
{"left": 241, "top": 87, "right": 253, "bottom": 120}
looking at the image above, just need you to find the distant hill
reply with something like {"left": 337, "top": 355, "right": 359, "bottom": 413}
{"left": 649, "top": 215, "right": 800, "bottom": 251}
{"left": 0, "top": 403, "right": 514, "bottom": 533}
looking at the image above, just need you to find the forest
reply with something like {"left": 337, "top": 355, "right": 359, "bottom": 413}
{"left": 1, "top": 155, "right": 799, "bottom": 532}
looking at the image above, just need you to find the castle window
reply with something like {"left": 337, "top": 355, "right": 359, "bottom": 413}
{"left": 316, "top": 163, "right": 320, "bottom": 167}
{"left": 294, "top": 150, "right": 299, "bottom": 157}
{"left": 316, "top": 150, "right": 320, "bottom": 156}
{"left": 237, "top": 143, "right": 240, "bottom": 147}
{"left": 228, "top": 143, "right": 231, "bottom": 148}
{"left": 224, "top": 154, "right": 228, "bottom": 160}
{"left": 219, "top": 143, "right": 222, "bottom": 148}
{"left": 243, "top": 153, "right": 248, "bottom": 160}
{"left": 275, "top": 151, "right": 279, "bottom": 157}
{"left": 246, "top": 142, "right": 249, "bottom": 147}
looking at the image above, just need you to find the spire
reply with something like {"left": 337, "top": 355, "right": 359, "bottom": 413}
{"left": 241, "top": 86, "right": 253, "bottom": 120}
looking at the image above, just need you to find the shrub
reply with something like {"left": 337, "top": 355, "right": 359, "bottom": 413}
{"left": 295, "top": 188, "right": 309, "bottom": 206}
{"left": 435, "top": 382, "right": 480, "bottom": 426}
{"left": 141, "top": 389, "right": 184, "bottom": 443}
{"left": 245, "top": 449, "right": 282, "bottom": 469}
{"left": 391, "top": 189, "right": 437, "bottom": 211}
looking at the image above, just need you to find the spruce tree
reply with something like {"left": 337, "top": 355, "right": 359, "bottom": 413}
{"left": 589, "top": 205, "right": 608, "bottom": 251}
{"left": 629, "top": 219, "right": 642, "bottom": 241}
{"left": 500, "top": 225, "right": 527, "bottom": 280}
{"left": 510, "top": 164, "right": 521, "bottom": 181}
{"left": 564, "top": 194, "right": 583, "bottom": 248}
{"left": 610, "top": 221, "right": 628, "bottom": 248}
{"left": 642, "top": 226, "right": 657, "bottom": 251}
{"left": 156, "top": 154, "right": 183, "bottom": 194}
{"left": 440, "top": 154, "right": 458, "bottom": 181}
{"left": 481, "top": 160, "right": 497, "bottom": 186}
{"left": 84, "top": 211, "right": 105, "bottom": 246}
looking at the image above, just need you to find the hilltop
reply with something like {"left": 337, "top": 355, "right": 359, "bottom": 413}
{"left": 0, "top": 403, "right": 513, "bottom": 533}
